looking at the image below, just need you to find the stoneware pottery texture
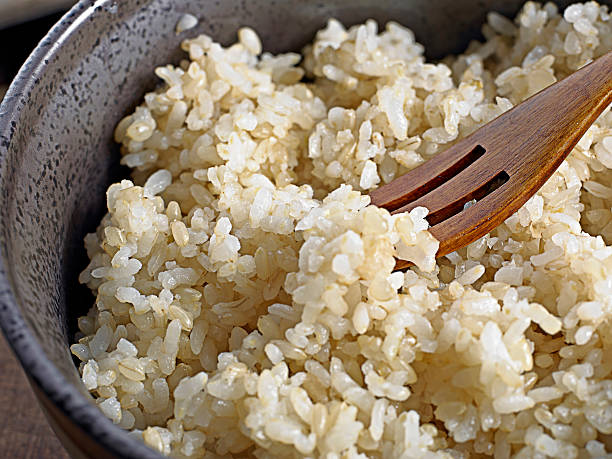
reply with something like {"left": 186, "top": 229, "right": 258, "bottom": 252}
{"left": 0, "top": 0, "right": 590, "bottom": 457}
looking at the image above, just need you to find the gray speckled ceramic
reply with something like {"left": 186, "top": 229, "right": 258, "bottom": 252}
{"left": 0, "top": 0, "right": 601, "bottom": 457}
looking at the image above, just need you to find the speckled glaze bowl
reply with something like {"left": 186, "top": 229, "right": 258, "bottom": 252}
{"left": 0, "top": 0, "right": 597, "bottom": 457}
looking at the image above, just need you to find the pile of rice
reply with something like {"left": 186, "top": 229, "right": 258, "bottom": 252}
{"left": 71, "top": 2, "right": 612, "bottom": 457}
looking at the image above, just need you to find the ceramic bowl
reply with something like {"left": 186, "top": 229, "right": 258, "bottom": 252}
{"left": 0, "top": 0, "right": 590, "bottom": 457}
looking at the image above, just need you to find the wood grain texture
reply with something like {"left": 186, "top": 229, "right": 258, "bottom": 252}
{"left": 0, "top": 334, "right": 69, "bottom": 459}
{"left": 371, "top": 50, "right": 612, "bottom": 269}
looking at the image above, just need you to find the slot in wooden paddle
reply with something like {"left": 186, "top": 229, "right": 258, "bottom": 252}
{"left": 370, "top": 50, "right": 612, "bottom": 270}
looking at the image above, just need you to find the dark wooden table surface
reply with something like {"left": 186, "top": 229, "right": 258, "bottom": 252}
{"left": 1, "top": 11, "right": 72, "bottom": 459}
{"left": 0, "top": 334, "right": 69, "bottom": 458}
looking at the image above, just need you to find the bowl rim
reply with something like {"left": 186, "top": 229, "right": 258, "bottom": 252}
{"left": 0, "top": 1, "right": 163, "bottom": 457}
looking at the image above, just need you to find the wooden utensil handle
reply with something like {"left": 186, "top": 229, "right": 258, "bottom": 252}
{"left": 428, "top": 50, "right": 612, "bottom": 260}
{"left": 485, "top": 50, "right": 612, "bottom": 177}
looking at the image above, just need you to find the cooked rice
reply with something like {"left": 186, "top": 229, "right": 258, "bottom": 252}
{"left": 176, "top": 14, "right": 199, "bottom": 35}
{"left": 72, "top": 2, "right": 612, "bottom": 457}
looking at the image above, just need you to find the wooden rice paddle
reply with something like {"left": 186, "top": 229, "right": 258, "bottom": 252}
{"left": 370, "top": 50, "right": 612, "bottom": 270}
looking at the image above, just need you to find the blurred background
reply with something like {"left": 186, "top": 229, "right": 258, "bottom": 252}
{"left": 0, "top": 0, "right": 75, "bottom": 100}
{"left": 0, "top": 0, "right": 74, "bottom": 29}
{"left": 0, "top": 3, "right": 75, "bottom": 457}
